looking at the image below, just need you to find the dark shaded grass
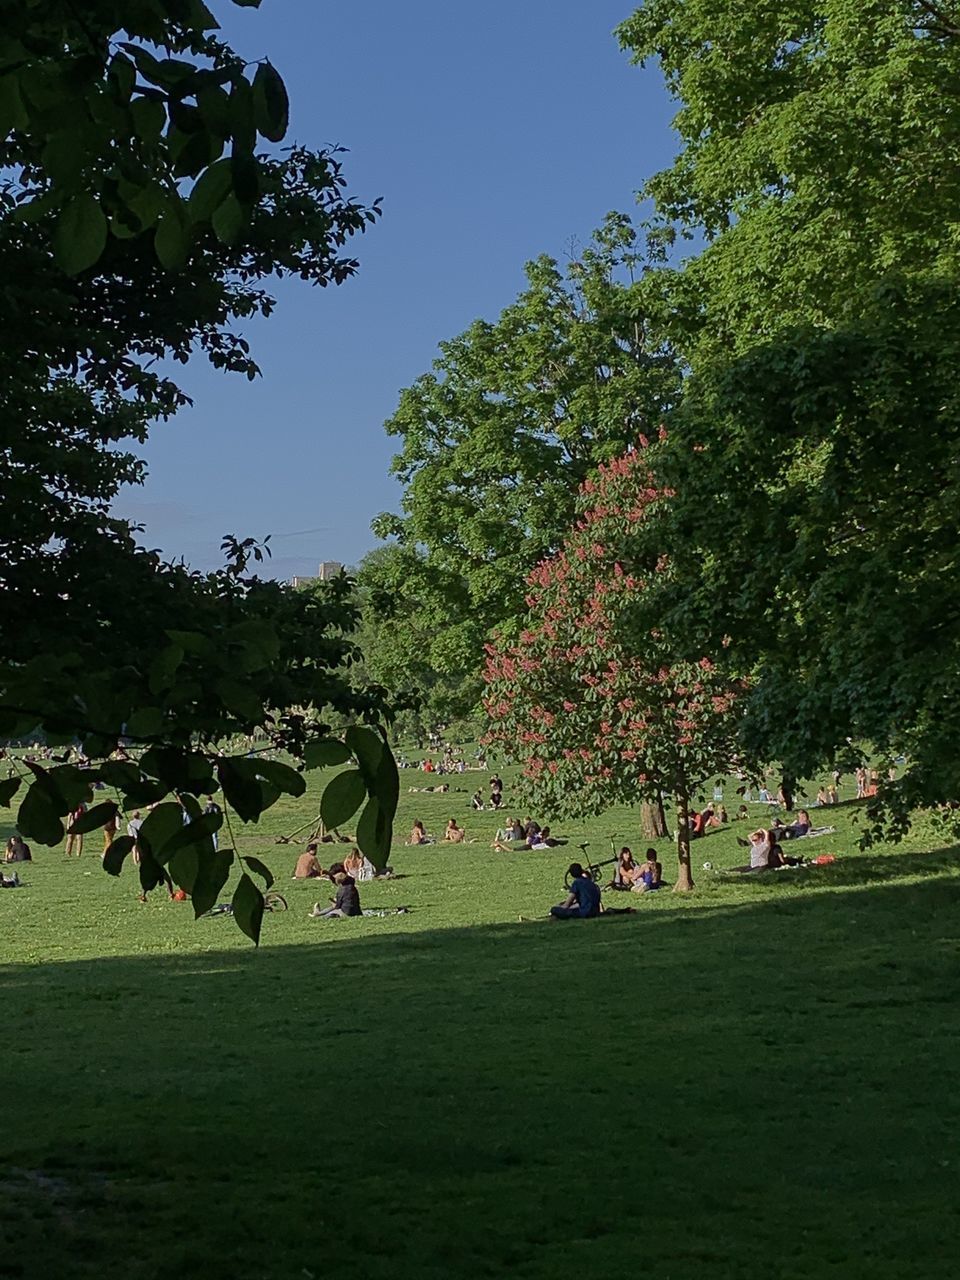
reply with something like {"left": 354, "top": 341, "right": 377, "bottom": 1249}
{"left": 2, "top": 859, "right": 960, "bottom": 1280}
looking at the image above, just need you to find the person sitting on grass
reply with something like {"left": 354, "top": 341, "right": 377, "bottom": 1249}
{"left": 734, "top": 804, "right": 749, "bottom": 821}
{"left": 443, "top": 818, "right": 466, "bottom": 843}
{"left": 4, "top": 835, "right": 31, "bottom": 863}
{"left": 309, "top": 871, "right": 362, "bottom": 919}
{"left": 608, "top": 847, "right": 640, "bottom": 889}
{"left": 732, "top": 828, "right": 773, "bottom": 872}
{"left": 780, "top": 809, "right": 812, "bottom": 839}
{"left": 527, "top": 825, "right": 561, "bottom": 849}
{"left": 549, "top": 863, "right": 602, "bottom": 920}
{"left": 344, "top": 847, "right": 378, "bottom": 880}
{"left": 491, "top": 817, "right": 524, "bottom": 851}
{"left": 472, "top": 790, "right": 484, "bottom": 811}
{"left": 293, "top": 842, "right": 324, "bottom": 879}
{"left": 632, "top": 848, "right": 663, "bottom": 893}
{"left": 707, "top": 806, "right": 728, "bottom": 826}
{"left": 406, "top": 819, "right": 432, "bottom": 845}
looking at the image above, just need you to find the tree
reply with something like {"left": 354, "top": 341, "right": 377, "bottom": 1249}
{"left": 370, "top": 214, "right": 680, "bottom": 705}
{"left": 613, "top": 2, "right": 960, "bottom": 827}
{"left": 354, "top": 545, "right": 484, "bottom": 737}
{"left": 482, "top": 447, "right": 746, "bottom": 891}
{"left": 0, "top": 2, "right": 392, "bottom": 940}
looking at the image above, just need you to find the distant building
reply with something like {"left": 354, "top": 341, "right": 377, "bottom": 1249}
{"left": 290, "top": 560, "right": 344, "bottom": 589}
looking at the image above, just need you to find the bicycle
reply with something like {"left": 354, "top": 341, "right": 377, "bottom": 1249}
{"left": 563, "top": 841, "right": 617, "bottom": 888}
{"left": 204, "top": 890, "right": 288, "bottom": 917}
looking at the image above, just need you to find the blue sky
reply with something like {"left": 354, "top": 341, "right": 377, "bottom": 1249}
{"left": 112, "top": 0, "right": 678, "bottom": 579}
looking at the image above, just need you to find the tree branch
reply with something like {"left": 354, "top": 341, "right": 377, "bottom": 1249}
{"left": 915, "top": 1, "right": 960, "bottom": 38}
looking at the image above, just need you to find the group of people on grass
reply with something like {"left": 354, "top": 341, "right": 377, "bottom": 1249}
{"left": 731, "top": 812, "right": 829, "bottom": 872}
{"left": 547, "top": 849, "right": 662, "bottom": 919}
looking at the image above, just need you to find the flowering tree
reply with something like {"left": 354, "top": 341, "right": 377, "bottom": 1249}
{"left": 483, "top": 446, "right": 745, "bottom": 891}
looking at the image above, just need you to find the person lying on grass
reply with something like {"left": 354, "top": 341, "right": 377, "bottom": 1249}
{"left": 549, "top": 863, "right": 602, "bottom": 920}
{"left": 309, "top": 871, "right": 362, "bottom": 919}
{"left": 443, "top": 818, "right": 466, "bottom": 843}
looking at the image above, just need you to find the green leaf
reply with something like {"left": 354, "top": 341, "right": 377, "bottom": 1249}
{"left": 230, "top": 151, "right": 259, "bottom": 204}
{"left": 217, "top": 758, "right": 264, "bottom": 823}
{"left": 98, "top": 762, "right": 142, "bottom": 791}
{"left": 127, "top": 706, "right": 164, "bottom": 738}
{"left": 67, "top": 801, "right": 117, "bottom": 835}
{"left": 130, "top": 95, "right": 166, "bottom": 143}
{"left": 192, "top": 847, "right": 234, "bottom": 917}
{"left": 139, "top": 746, "right": 213, "bottom": 794}
{"left": 118, "top": 778, "right": 171, "bottom": 809}
{"left": 103, "top": 835, "right": 135, "bottom": 876}
{"left": 17, "top": 783, "right": 64, "bottom": 846}
{"left": 148, "top": 642, "right": 185, "bottom": 695}
{"left": 356, "top": 796, "right": 391, "bottom": 870}
{"left": 211, "top": 193, "right": 246, "bottom": 245}
{"left": 46, "top": 764, "right": 95, "bottom": 811}
{"left": 345, "top": 725, "right": 384, "bottom": 784}
{"left": 138, "top": 847, "right": 168, "bottom": 894}
{"left": 252, "top": 759, "right": 305, "bottom": 798}
{"left": 232, "top": 872, "right": 264, "bottom": 945}
{"left": 188, "top": 157, "right": 233, "bottom": 221}
{"left": 138, "top": 801, "right": 186, "bottom": 864}
{"left": 0, "top": 73, "right": 28, "bottom": 135}
{"left": 242, "top": 855, "right": 274, "bottom": 889}
{"left": 155, "top": 199, "right": 190, "bottom": 270}
{"left": 253, "top": 62, "right": 288, "bottom": 143}
{"left": 226, "top": 76, "right": 256, "bottom": 153}
{"left": 304, "top": 738, "right": 351, "bottom": 770}
{"left": 214, "top": 677, "right": 263, "bottom": 723}
{"left": 191, "top": 0, "right": 221, "bottom": 30}
{"left": 168, "top": 844, "right": 200, "bottom": 893}
{"left": 320, "top": 769, "right": 366, "bottom": 830}
{"left": 232, "top": 0, "right": 263, "bottom": 7}
{"left": 374, "top": 744, "right": 400, "bottom": 830}
{"left": 107, "top": 52, "right": 136, "bottom": 102}
{"left": 54, "top": 194, "right": 108, "bottom": 275}
{"left": 0, "top": 778, "right": 21, "bottom": 807}
{"left": 159, "top": 810, "right": 222, "bottom": 859}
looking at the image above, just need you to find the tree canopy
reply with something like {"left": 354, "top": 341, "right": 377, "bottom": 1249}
{"left": 370, "top": 213, "right": 680, "bottom": 716}
{"left": 612, "top": 0, "right": 960, "bottom": 828}
{"left": 0, "top": 1, "right": 392, "bottom": 939}
{"left": 483, "top": 447, "right": 746, "bottom": 890}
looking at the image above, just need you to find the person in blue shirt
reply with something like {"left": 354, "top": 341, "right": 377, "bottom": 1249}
{"left": 549, "top": 863, "right": 602, "bottom": 920}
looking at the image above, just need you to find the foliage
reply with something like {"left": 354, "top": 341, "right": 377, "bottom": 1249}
{"left": 483, "top": 447, "right": 746, "bottom": 889}
{"left": 370, "top": 213, "right": 681, "bottom": 706}
{"left": 0, "top": 1, "right": 389, "bottom": 940}
{"left": 614, "top": 1, "right": 960, "bottom": 823}
{"left": 618, "top": 0, "right": 960, "bottom": 357}
{"left": 353, "top": 544, "right": 484, "bottom": 737}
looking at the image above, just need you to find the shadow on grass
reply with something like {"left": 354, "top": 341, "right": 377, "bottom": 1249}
{"left": 2, "top": 863, "right": 960, "bottom": 1280}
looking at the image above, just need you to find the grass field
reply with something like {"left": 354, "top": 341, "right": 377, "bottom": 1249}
{"left": 2, "top": 761, "right": 959, "bottom": 1279}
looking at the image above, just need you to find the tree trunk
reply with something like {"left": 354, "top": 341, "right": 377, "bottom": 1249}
{"left": 640, "top": 796, "right": 669, "bottom": 839}
{"left": 673, "top": 786, "right": 695, "bottom": 892}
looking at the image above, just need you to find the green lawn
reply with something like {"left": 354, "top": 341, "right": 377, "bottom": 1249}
{"left": 2, "top": 764, "right": 959, "bottom": 1279}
